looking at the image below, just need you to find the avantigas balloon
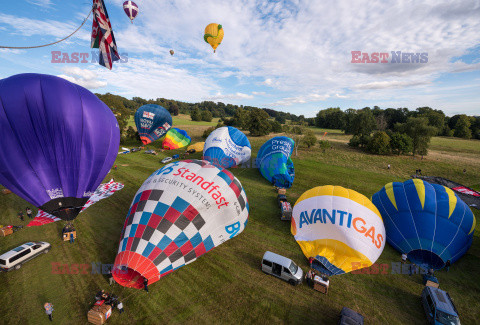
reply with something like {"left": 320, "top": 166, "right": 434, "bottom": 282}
{"left": 0, "top": 73, "right": 120, "bottom": 221}
{"left": 292, "top": 185, "right": 386, "bottom": 276}
{"left": 134, "top": 104, "right": 172, "bottom": 145}
{"left": 372, "top": 179, "right": 475, "bottom": 270}
{"left": 112, "top": 160, "right": 249, "bottom": 288}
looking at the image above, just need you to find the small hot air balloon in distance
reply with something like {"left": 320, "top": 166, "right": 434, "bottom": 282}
{"left": 123, "top": 1, "right": 139, "bottom": 23}
{"left": 170, "top": 50, "right": 174, "bottom": 56}
{"left": 134, "top": 104, "right": 172, "bottom": 145}
{"left": 204, "top": 23, "right": 224, "bottom": 53}
{"left": 0, "top": 73, "right": 120, "bottom": 221}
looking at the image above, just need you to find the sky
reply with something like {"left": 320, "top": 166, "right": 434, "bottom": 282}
{"left": 0, "top": 0, "right": 479, "bottom": 117}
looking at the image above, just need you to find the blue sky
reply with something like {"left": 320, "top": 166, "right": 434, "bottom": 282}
{"left": 1, "top": 0, "right": 479, "bottom": 117}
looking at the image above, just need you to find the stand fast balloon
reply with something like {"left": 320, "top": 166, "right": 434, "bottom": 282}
{"left": 0, "top": 74, "right": 120, "bottom": 221}
{"left": 372, "top": 179, "right": 475, "bottom": 270}
{"left": 112, "top": 160, "right": 249, "bottom": 288}
{"left": 292, "top": 185, "right": 386, "bottom": 276}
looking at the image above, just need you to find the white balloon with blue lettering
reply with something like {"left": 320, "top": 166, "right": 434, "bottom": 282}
{"left": 112, "top": 159, "right": 249, "bottom": 288}
{"left": 203, "top": 126, "right": 251, "bottom": 169}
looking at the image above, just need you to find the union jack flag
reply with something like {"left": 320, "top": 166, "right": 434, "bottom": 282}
{"left": 91, "top": 0, "right": 120, "bottom": 70}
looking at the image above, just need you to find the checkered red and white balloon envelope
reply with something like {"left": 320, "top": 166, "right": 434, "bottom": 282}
{"left": 112, "top": 160, "right": 249, "bottom": 288}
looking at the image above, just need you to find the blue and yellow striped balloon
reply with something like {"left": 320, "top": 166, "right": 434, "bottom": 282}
{"left": 372, "top": 179, "right": 476, "bottom": 270}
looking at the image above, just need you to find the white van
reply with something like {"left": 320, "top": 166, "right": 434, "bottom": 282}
{"left": 0, "top": 241, "right": 51, "bottom": 271}
{"left": 261, "top": 251, "right": 303, "bottom": 285}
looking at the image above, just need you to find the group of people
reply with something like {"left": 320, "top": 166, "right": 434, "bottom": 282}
{"left": 95, "top": 290, "right": 124, "bottom": 314}
{"left": 17, "top": 207, "right": 33, "bottom": 221}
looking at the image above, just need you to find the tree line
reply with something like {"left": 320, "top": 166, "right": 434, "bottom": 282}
{"left": 315, "top": 106, "right": 479, "bottom": 156}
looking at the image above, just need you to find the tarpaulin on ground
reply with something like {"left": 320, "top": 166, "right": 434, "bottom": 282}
{"left": 414, "top": 175, "right": 480, "bottom": 209}
{"left": 27, "top": 179, "right": 124, "bottom": 226}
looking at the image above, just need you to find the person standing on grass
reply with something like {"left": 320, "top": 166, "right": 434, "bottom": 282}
{"left": 445, "top": 260, "right": 451, "bottom": 272}
{"left": 26, "top": 207, "right": 33, "bottom": 219}
{"left": 18, "top": 211, "right": 24, "bottom": 222}
{"left": 44, "top": 302, "right": 54, "bottom": 321}
{"left": 117, "top": 301, "right": 124, "bottom": 314}
{"left": 401, "top": 253, "right": 407, "bottom": 264}
{"left": 143, "top": 277, "right": 149, "bottom": 293}
{"left": 69, "top": 232, "right": 74, "bottom": 244}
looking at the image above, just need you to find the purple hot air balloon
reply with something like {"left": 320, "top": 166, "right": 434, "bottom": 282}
{"left": 0, "top": 73, "right": 120, "bottom": 221}
{"left": 123, "top": 1, "right": 139, "bottom": 23}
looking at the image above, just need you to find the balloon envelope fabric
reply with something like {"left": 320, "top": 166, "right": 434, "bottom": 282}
{"left": 112, "top": 159, "right": 249, "bottom": 288}
{"left": 0, "top": 73, "right": 120, "bottom": 221}
{"left": 134, "top": 104, "right": 172, "bottom": 145}
{"left": 162, "top": 128, "right": 191, "bottom": 150}
{"left": 372, "top": 179, "right": 475, "bottom": 269}
{"left": 256, "top": 136, "right": 295, "bottom": 188}
{"left": 203, "top": 126, "right": 251, "bottom": 169}
{"left": 292, "top": 185, "right": 386, "bottom": 276}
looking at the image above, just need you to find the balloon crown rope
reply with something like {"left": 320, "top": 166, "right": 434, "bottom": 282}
{"left": 0, "top": 7, "right": 93, "bottom": 49}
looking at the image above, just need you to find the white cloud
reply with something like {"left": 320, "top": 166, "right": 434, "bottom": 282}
{"left": 204, "top": 92, "right": 254, "bottom": 101}
{"left": 26, "top": 0, "right": 53, "bottom": 8}
{"left": 354, "top": 80, "right": 431, "bottom": 90}
{"left": 58, "top": 67, "right": 107, "bottom": 89}
{"left": 252, "top": 91, "right": 266, "bottom": 95}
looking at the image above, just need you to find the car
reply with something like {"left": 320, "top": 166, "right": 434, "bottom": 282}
{"left": 144, "top": 150, "right": 157, "bottom": 155}
{"left": 0, "top": 241, "right": 51, "bottom": 271}
{"left": 118, "top": 150, "right": 130, "bottom": 154}
{"left": 172, "top": 154, "right": 180, "bottom": 159}
{"left": 421, "top": 286, "right": 460, "bottom": 325}
{"left": 130, "top": 147, "right": 141, "bottom": 153}
{"left": 277, "top": 194, "right": 292, "bottom": 220}
{"left": 186, "top": 149, "right": 196, "bottom": 154}
{"left": 161, "top": 157, "right": 173, "bottom": 164}
{"left": 261, "top": 251, "right": 303, "bottom": 285}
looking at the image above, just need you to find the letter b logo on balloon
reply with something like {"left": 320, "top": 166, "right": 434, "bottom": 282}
{"left": 225, "top": 221, "right": 241, "bottom": 238}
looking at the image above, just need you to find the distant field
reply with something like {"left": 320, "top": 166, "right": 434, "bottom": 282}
{"left": 0, "top": 126, "right": 479, "bottom": 324}
{"left": 126, "top": 114, "right": 220, "bottom": 129}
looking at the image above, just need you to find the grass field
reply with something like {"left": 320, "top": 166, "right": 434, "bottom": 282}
{"left": 0, "top": 121, "right": 479, "bottom": 324}
{"left": 127, "top": 114, "right": 220, "bottom": 128}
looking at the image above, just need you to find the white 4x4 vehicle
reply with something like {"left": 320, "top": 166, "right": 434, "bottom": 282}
{"left": 161, "top": 157, "right": 173, "bottom": 164}
{"left": 0, "top": 241, "right": 51, "bottom": 271}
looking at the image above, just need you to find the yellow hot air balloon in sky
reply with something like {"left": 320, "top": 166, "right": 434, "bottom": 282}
{"left": 204, "top": 23, "right": 224, "bottom": 52}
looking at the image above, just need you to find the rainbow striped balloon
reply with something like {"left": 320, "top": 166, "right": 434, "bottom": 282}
{"left": 162, "top": 128, "right": 191, "bottom": 150}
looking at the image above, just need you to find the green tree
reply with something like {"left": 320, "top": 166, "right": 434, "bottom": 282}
{"left": 190, "top": 107, "right": 202, "bottom": 121}
{"left": 275, "top": 115, "right": 286, "bottom": 124}
{"left": 367, "top": 131, "right": 391, "bottom": 155}
{"left": 126, "top": 126, "right": 137, "bottom": 139}
{"left": 344, "top": 108, "right": 376, "bottom": 136}
{"left": 302, "top": 130, "right": 317, "bottom": 148}
{"left": 201, "top": 110, "right": 213, "bottom": 122}
{"left": 316, "top": 107, "right": 346, "bottom": 129}
{"left": 390, "top": 132, "right": 413, "bottom": 155}
{"left": 318, "top": 140, "right": 330, "bottom": 152}
{"left": 453, "top": 115, "right": 472, "bottom": 139}
{"left": 269, "top": 120, "right": 283, "bottom": 133}
{"left": 247, "top": 108, "right": 271, "bottom": 136}
{"left": 395, "top": 117, "right": 436, "bottom": 156}
{"left": 283, "top": 124, "right": 304, "bottom": 156}
{"left": 96, "top": 93, "right": 131, "bottom": 136}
